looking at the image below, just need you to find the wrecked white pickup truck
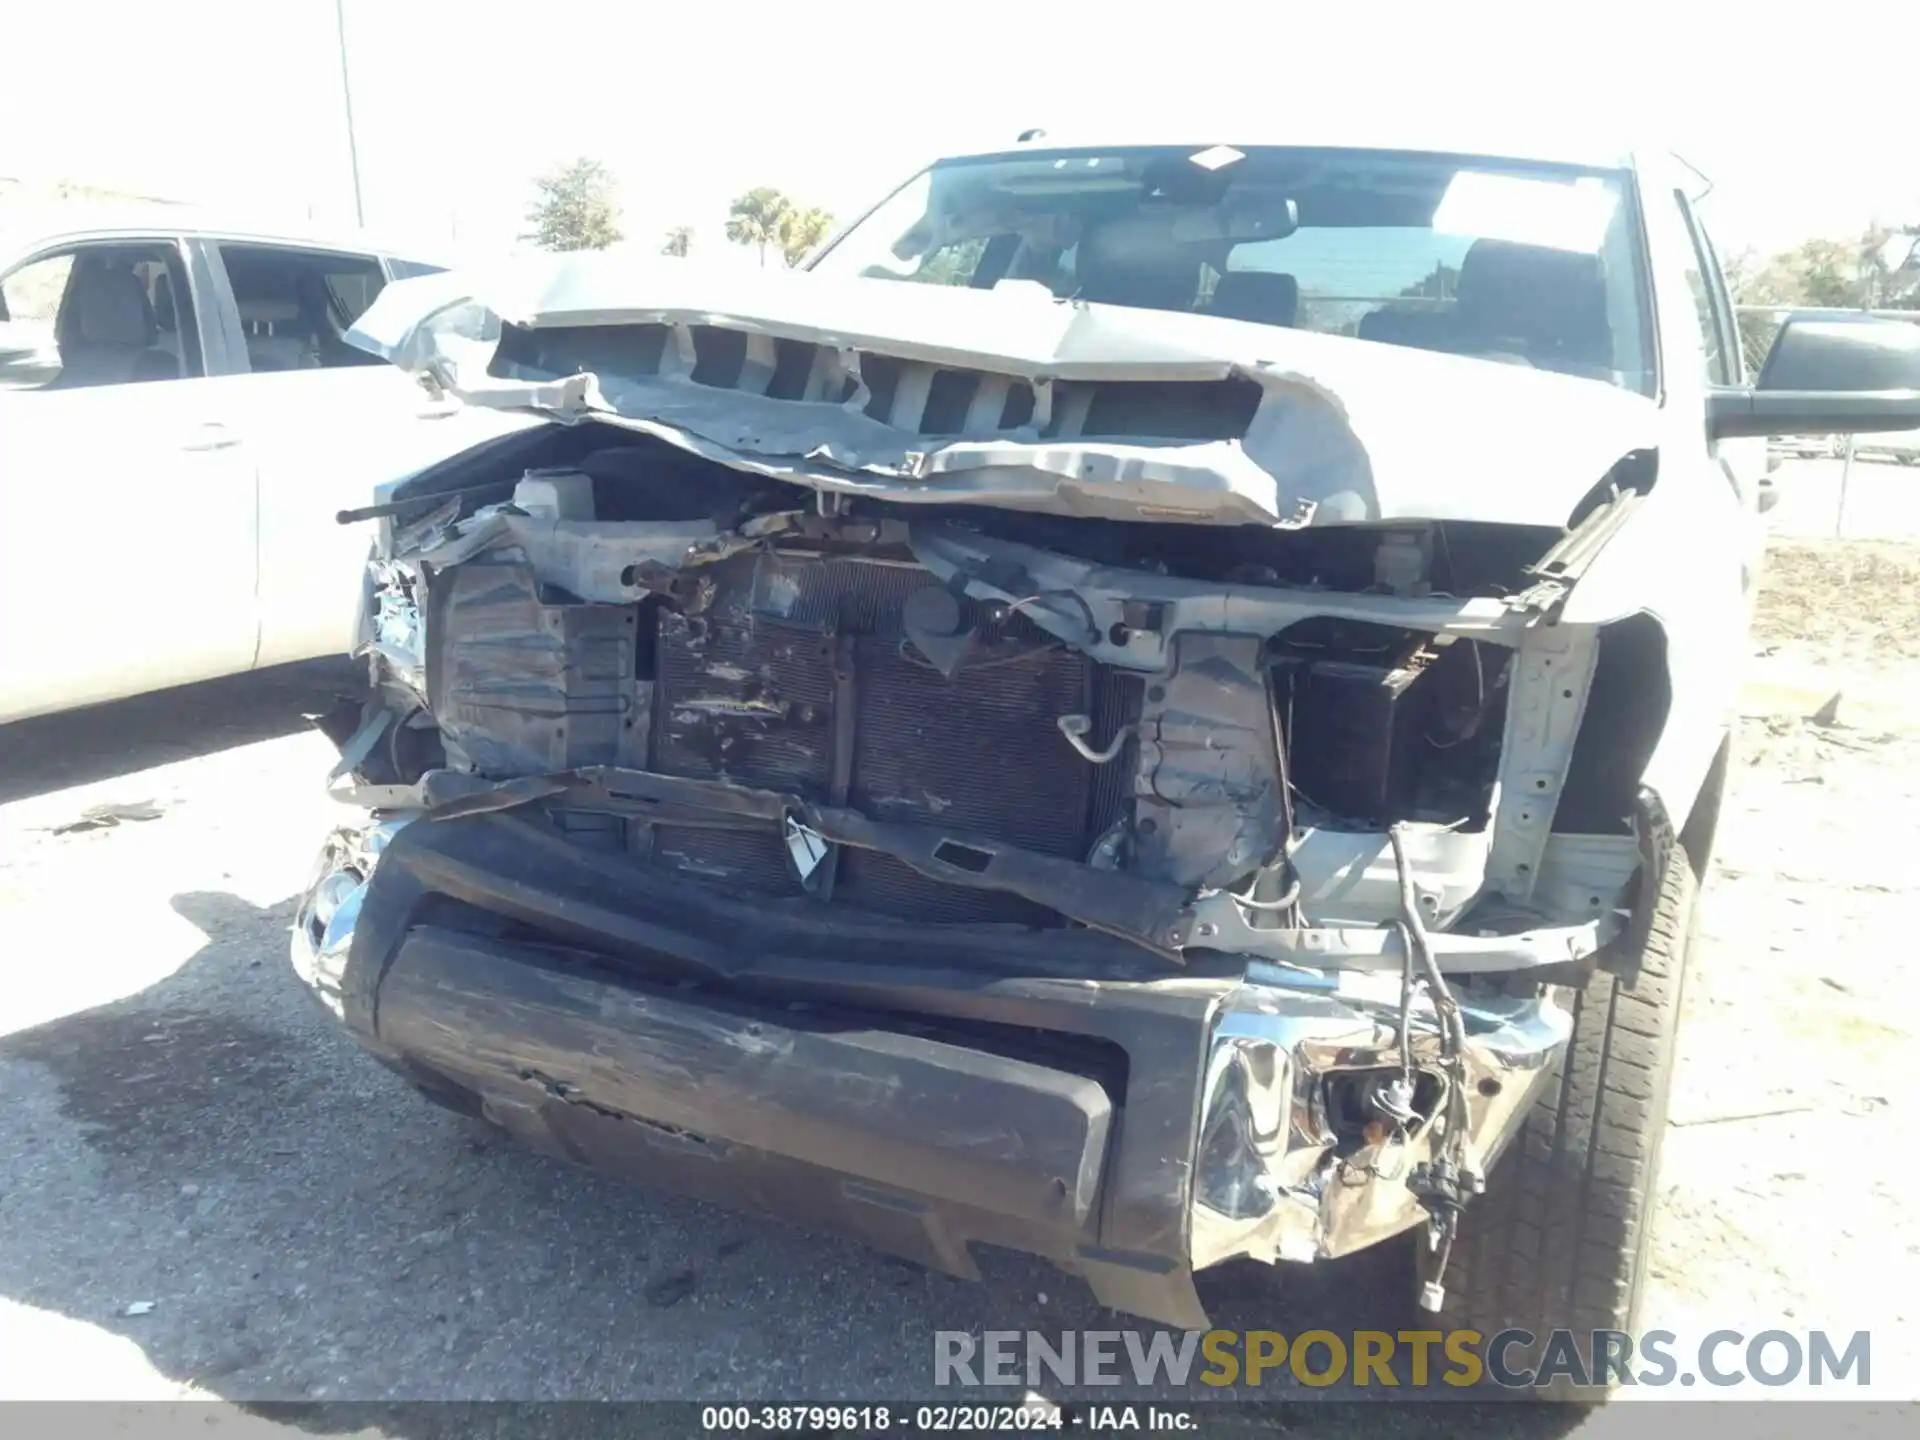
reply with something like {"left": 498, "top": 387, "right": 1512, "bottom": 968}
{"left": 292, "top": 135, "right": 1920, "bottom": 1367}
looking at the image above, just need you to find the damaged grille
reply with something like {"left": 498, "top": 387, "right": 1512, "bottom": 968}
{"left": 492, "top": 322, "right": 1262, "bottom": 442}
{"left": 645, "top": 551, "right": 1139, "bottom": 925}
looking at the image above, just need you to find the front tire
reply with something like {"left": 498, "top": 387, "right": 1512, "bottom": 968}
{"left": 1438, "top": 844, "right": 1697, "bottom": 1394}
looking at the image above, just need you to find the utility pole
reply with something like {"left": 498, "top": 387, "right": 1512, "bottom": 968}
{"left": 1835, "top": 247, "right": 1878, "bottom": 538}
{"left": 335, "top": 0, "right": 365, "bottom": 227}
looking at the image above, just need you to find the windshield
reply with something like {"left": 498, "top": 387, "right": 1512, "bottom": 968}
{"left": 812, "top": 146, "right": 1654, "bottom": 394}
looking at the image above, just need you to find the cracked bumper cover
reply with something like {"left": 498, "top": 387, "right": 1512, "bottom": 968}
{"left": 292, "top": 811, "right": 1571, "bottom": 1325}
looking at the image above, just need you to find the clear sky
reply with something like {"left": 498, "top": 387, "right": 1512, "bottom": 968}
{"left": 3, "top": 0, "right": 1912, "bottom": 266}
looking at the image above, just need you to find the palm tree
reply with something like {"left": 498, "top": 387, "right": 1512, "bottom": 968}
{"left": 660, "top": 225, "right": 695, "bottom": 258}
{"left": 726, "top": 188, "right": 793, "bottom": 268}
{"left": 779, "top": 207, "right": 836, "bottom": 268}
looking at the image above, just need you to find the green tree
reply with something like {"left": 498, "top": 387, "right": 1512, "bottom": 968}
{"left": 1726, "top": 230, "right": 1889, "bottom": 371}
{"left": 660, "top": 225, "right": 695, "bottom": 258}
{"left": 1720, "top": 245, "right": 1762, "bottom": 302}
{"left": 780, "top": 207, "right": 836, "bottom": 267}
{"left": 726, "top": 188, "right": 794, "bottom": 268}
{"left": 726, "top": 190, "right": 837, "bottom": 268}
{"left": 1755, "top": 237, "right": 1861, "bottom": 307}
{"left": 915, "top": 237, "right": 988, "bottom": 286}
{"left": 524, "top": 158, "right": 624, "bottom": 252}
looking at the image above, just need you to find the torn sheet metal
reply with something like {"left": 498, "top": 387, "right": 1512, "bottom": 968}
{"left": 907, "top": 524, "right": 1534, "bottom": 674}
{"left": 347, "top": 254, "right": 1661, "bottom": 533}
{"left": 365, "top": 563, "right": 426, "bottom": 694}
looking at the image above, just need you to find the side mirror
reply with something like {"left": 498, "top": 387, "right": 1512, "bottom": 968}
{"left": 1706, "top": 315, "right": 1920, "bottom": 441}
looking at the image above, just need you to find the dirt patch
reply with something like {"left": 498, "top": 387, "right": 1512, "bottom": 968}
{"left": 1753, "top": 538, "right": 1920, "bottom": 668}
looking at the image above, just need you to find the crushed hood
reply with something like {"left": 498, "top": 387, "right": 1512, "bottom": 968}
{"left": 348, "top": 251, "right": 1660, "bottom": 531}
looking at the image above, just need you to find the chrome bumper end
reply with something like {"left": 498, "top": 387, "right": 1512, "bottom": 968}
{"left": 290, "top": 815, "right": 414, "bottom": 1018}
{"left": 1190, "top": 963, "right": 1571, "bottom": 1271}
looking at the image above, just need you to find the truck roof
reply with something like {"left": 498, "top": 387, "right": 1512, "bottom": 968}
{"left": 938, "top": 124, "right": 1645, "bottom": 174}
{"left": 0, "top": 202, "right": 450, "bottom": 265}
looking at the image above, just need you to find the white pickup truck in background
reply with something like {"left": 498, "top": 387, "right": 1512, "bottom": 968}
{"left": 0, "top": 209, "right": 537, "bottom": 724}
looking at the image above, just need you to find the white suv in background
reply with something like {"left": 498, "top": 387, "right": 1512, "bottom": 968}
{"left": 0, "top": 210, "right": 537, "bottom": 724}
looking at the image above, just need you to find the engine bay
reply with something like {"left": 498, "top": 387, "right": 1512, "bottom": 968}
{"left": 345, "top": 429, "right": 1641, "bottom": 971}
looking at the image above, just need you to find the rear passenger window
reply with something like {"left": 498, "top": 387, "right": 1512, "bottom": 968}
{"left": 216, "top": 245, "right": 388, "bottom": 373}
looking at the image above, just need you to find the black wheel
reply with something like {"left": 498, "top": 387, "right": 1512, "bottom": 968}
{"left": 1436, "top": 843, "right": 1697, "bottom": 1395}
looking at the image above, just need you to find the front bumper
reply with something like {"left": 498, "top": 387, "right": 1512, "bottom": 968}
{"left": 292, "top": 811, "right": 1570, "bottom": 1326}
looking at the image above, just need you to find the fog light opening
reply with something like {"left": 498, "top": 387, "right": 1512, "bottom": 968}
{"left": 1323, "top": 1068, "right": 1444, "bottom": 1152}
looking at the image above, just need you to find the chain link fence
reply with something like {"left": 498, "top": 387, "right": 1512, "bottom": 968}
{"left": 1735, "top": 305, "right": 1788, "bottom": 380}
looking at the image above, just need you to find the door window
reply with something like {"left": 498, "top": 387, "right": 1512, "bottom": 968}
{"left": 215, "top": 244, "right": 389, "bottom": 373}
{"left": 0, "top": 241, "right": 200, "bottom": 390}
{"left": 1675, "top": 192, "right": 1738, "bottom": 386}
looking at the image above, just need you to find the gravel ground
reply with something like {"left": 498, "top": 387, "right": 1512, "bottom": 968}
{"left": 1, "top": 534, "right": 1914, "bottom": 1432}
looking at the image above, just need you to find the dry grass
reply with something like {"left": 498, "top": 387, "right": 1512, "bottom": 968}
{"left": 1755, "top": 537, "right": 1920, "bottom": 670}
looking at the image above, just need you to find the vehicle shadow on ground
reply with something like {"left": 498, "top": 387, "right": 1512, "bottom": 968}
{"left": 0, "top": 658, "right": 365, "bottom": 805}
{"left": 0, "top": 885, "right": 1589, "bottom": 1437}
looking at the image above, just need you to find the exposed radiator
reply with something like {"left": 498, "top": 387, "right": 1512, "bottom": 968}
{"left": 646, "top": 550, "right": 1138, "bottom": 925}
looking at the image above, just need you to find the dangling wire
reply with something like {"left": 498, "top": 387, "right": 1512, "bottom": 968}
{"left": 1388, "top": 821, "right": 1476, "bottom": 1307}
{"left": 1389, "top": 824, "right": 1471, "bottom": 1140}
{"left": 1001, "top": 591, "right": 1100, "bottom": 645}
